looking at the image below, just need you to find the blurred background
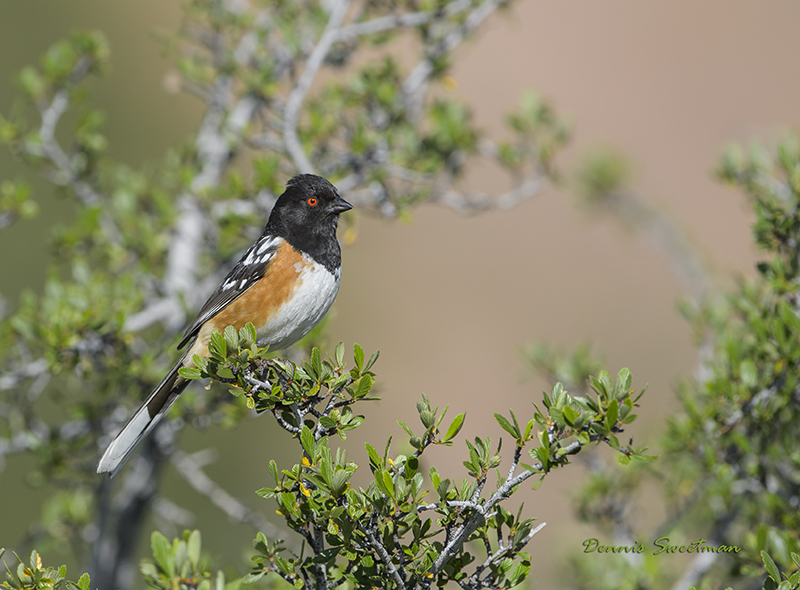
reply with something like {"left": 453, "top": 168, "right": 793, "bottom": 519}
{"left": 1, "top": 1, "right": 798, "bottom": 587}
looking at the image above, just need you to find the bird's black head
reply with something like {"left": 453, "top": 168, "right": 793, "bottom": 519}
{"left": 267, "top": 174, "right": 352, "bottom": 271}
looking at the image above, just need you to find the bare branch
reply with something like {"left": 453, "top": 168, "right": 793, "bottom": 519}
{"left": 0, "top": 358, "right": 48, "bottom": 391}
{"left": 169, "top": 447, "right": 286, "bottom": 539}
{"left": 32, "top": 56, "right": 105, "bottom": 207}
{"left": 403, "top": 0, "right": 505, "bottom": 118}
{"left": 336, "top": 1, "right": 471, "bottom": 40}
{"left": 152, "top": 496, "right": 195, "bottom": 527}
{"left": 600, "top": 191, "right": 710, "bottom": 301}
{"left": 431, "top": 176, "right": 543, "bottom": 213}
{"left": 284, "top": 0, "right": 351, "bottom": 174}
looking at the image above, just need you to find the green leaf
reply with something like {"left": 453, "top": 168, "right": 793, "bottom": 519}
{"left": 523, "top": 419, "right": 535, "bottom": 441}
{"left": 269, "top": 459, "right": 279, "bottom": 483}
{"left": 151, "top": 531, "right": 175, "bottom": 577}
{"left": 223, "top": 325, "right": 239, "bottom": 348}
{"left": 444, "top": 413, "right": 465, "bottom": 441}
{"left": 77, "top": 573, "right": 91, "bottom": 590}
{"left": 740, "top": 359, "right": 758, "bottom": 388}
{"left": 242, "top": 322, "right": 258, "bottom": 343}
{"left": 605, "top": 399, "right": 618, "bottom": 431}
{"left": 334, "top": 341, "right": 345, "bottom": 366}
{"left": 364, "top": 349, "right": 380, "bottom": 372}
{"left": 365, "top": 443, "right": 381, "bottom": 468}
{"left": 209, "top": 331, "right": 227, "bottom": 359}
{"left": 762, "top": 550, "right": 781, "bottom": 582}
{"left": 311, "top": 347, "right": 322, "bottom": 376}
{"left": 178, "top": 367, "right": 203, "bottom": 379}
{"left": 495, "top": 413, "right": 520, "bottom": 439}
{"left": 616, "top": 367, "right": 632, "bottom": 394}
{"left": 397, "top": 420, "right": 415, "bottom": 438}
{"left": 429, "top": 466, "right": 441, "bottom": 489}
{"left": 562, "top": 405, "right": 579, "bottom": 426}
{"left": 381, "top": 471, "right": 395, "bottom": 497}
{"left": 300, "top": 426, "right": 315, "bottom": 459}
{"left": 187, "top": 530, "right": 201, "bottom": 568}
{"left": 354, "top": 343, "right": 365, "bottom": 371}
{"left": 354, "top": 374, "right": 374, "bottom": 399}
{"left": 319, "top": 415, "right": 337, "bottom": 430}
{"left": 419, "top": 410, "right": 436, "bottom": 429}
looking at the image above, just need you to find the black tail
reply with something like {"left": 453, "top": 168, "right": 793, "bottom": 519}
{"left": 97, "top": 358, "right": 188, "bottom": 477}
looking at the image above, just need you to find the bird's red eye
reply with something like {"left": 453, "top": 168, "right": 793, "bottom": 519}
{"left": 307, "top": 197, "right": 318, "bottom": 207}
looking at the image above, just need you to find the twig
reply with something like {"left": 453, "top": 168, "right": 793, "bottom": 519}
{"left": 272, "top": 408, "right": 303, "bottom": 434}
{"left": 468, "top": 522, "right": 545, "bottom": 589}
{"left": 152, "top": 496, "right": 195, "bottom": 527}
{"left": 431, "top": 176, "right": 543, "bottom": 213}
{"left": 601, "top": 190, "right": 710, "bottom": 301}
{"left": 169, "top": 447, "right": 285, "bottom": 539}
{"left": 0, "top": 358, "right": 48, "bottom": 391}
{"left": 283, "top": 0, "right": 351, "bottom": 174}
{"left": 34, "top": 56, "right": 106, "bottom": 207}
{"left": 427, "top": 439, "right": 582, "bottom": 577}
{"left": 403, "top": 0, "right": 505, "bottom": 118}
{"left": 360, "top": 523, "right": 407, "bottom": 590}
{"left": 335, "top": 1, "right": 471, "bottom": 40}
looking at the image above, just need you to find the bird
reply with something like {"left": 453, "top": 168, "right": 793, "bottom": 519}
{"left": 97, "top": 174, "right": 352, "bottom": 476}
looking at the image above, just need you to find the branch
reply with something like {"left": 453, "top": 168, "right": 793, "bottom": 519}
{"left": 359, "top": 522, "right": 406, "bottom": 590}
{"left": 151, "top": 495, "right": 195, "bottom": 527}
{"left": 335, "top": 1, "right": 471, "bottom": 40}
{"left": 283, "top": 0, "right": 351, "bottom": 174}
{"left": 667, "top": 512, "right": 736, "bottom": 590}
{"left": 91, "top": 429, "right": 170, "bottom": 590}
{"left": 467, "top": 522, "right": 546, "bottom": 589}
{"left": 599, "top": 190, "right": 710, "bottom": 301}
{"left": 403, "top": 0, "right": 505, "bottom": 118}
{"left": 169, "top": 447, "right": 287, "bottom": 540}
{"left": 0, "top": 358, "right": 48, "bottom": 391}
{"left": 427, "top": 439, "right": 586, "bottom": 577}
{"left": 33, "top": 56, "right": 106, "bottom": 207}
{"left": 431, "top": 176, "right": 543, "bottom": 213}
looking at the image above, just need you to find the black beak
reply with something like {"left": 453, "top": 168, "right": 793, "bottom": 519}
{"left": 332, "top": 194, "right": 353, "bottom": 214}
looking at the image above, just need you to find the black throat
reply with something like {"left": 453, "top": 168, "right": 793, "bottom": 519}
{"left": 269, "top": 218, "right": 342, "bottom": 274}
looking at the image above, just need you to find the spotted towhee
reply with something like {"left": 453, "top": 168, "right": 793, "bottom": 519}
{"left": 97, "top": 174, "right": 353, "bottom": 476}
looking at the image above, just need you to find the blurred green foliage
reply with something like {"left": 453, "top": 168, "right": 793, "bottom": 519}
{"left": 549, "top": 134, "right": 800, "bottom": 589}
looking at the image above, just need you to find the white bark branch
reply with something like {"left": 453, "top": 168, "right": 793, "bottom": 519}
{"left": 336, "top": 1, "right": 471, "bottom": 40}
{"left": 403, "top": 0, "right": 504, "bottom": 118}
{"left": 283, "top": 0, "right": 351, "bottom": 174}
{"left": 169, "top": 448, "right": 285, "bottom": 539}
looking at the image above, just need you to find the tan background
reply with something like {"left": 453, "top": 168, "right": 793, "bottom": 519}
{"left": 2, "top": 1, "right": 798, "bottom": 587}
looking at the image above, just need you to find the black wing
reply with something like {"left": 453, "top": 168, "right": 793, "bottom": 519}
{"left": 177, "top": 234, "right": 283, "bottom": 349}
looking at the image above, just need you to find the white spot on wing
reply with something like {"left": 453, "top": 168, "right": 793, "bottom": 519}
{"left": 256, "top": 237, "right": 277, "bottom": 255}
{"left": 244, "top": 236, "right": 280, "bottom": 266}
{"left": 222, "top": 279, "right": 237, "bottom": 291}
{"left": 239, "top": 278, "right": 248, "bottom": 289}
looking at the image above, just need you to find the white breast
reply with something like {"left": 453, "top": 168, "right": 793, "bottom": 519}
{"left": 257, "top": 254, "right": 341, "bottom": 350}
